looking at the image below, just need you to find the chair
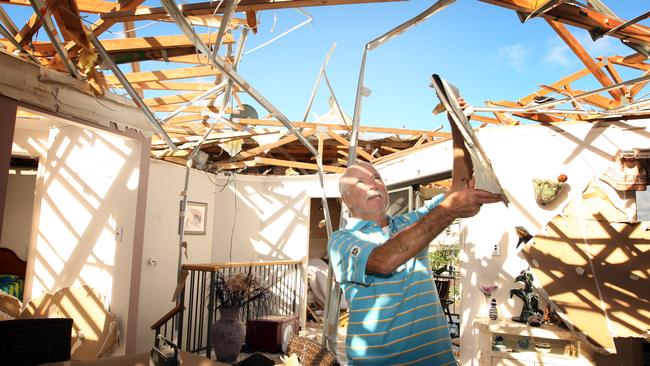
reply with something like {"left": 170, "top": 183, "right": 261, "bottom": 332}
{"left": 434, "top": 277, "right": 454, "bottom": 325}
{"left": 0, "top": 317, "right": 73, "bottom": 365}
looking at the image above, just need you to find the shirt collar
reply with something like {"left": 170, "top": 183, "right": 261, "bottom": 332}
{"left": 345, "top": 215, "right": 392, "bottom": 231}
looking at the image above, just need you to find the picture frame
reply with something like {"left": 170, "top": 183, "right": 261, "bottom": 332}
{"left": 183, "top": 201, "right": 208, "bottom": 235}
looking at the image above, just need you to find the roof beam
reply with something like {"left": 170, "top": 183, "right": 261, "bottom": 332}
{"left": 235, "top": 118, "right": 449, "bottom": 137}
{"left": 232, "top": 129, "right": 318, "bottom": 161}
{"left": 102, "top": 0, "right": 405, "bottom": 24}
{"left": 546, "top": 19, "right": 623, "bottom": 102}
{"left": 105, "top": 65, "right": 221, "bottom": 84}
{"left": 480, "top": 0, "right": 650, "bottom": 45}
{"left": 0, "top": 0, "right": 122, "bottom": 14}
{"left": 99, "top": 33, "right": 234, "bottom": 53}
{"left": 254, "top": 157, "right": 344, "bottom": 173}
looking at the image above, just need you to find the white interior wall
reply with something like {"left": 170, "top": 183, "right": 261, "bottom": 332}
{"left": 135, "top": 160, "right": 217, "bottom": 352}
{"left": 457, "top": 121, "right": 649, "bottom": 365}
{"left": 211, "top": 173, "right": 340, "bottom": 262}
{"left": 5, "top": 125, "right": 49, "bottom": 259}
{"left": 29, "top": 124, "right": 143, "bottom": 355}
{"left": 1, "top": 173, "right": 36, "bottom": 259}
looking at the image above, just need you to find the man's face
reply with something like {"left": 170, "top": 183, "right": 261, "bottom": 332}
{"left": 341, "top": 164, "right": 389, "bottom": 219}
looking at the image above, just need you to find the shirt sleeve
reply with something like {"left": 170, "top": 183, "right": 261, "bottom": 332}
{"left": 416, "top": 193, "right": 446, "bottom": 217}
{"left": 328, "top": 230, "right": 376, "bottom": 286}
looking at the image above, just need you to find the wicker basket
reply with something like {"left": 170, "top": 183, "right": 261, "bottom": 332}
{"left": 286, "top": 335, "right": 339, "bottom": 366}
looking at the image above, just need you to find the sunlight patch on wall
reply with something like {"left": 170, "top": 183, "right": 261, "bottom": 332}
{"left": 78, "top": 265, "right": 113, "bottom": 308}
{"left": 126, "top": 167, "right": 140, "bottom": 191}
{"left": 46, "top": 178, "right": 92, "bottom": 237}
{"left": 33, "top": 255, "right": 56, "bottom": 294}
{"left": 91, "top": 226, "right": 117, "bottom": 267}
{"left": 39, "top": 199, "right": 81, "bottom": 260}
{"left": 66, "top": 133, "right": 126, "bottom": 199}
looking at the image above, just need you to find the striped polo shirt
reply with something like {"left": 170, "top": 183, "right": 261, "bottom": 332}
{"left": 328, "top": 194, "right": 455, "bottom": 366}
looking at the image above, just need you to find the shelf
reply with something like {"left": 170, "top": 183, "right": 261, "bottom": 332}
{"left": 474, "top": 319, "right": 575, "bottom": 341}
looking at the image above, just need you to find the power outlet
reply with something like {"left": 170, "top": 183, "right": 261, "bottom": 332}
{"left": 492, "top": 243, "right": 501, "bottom": 256}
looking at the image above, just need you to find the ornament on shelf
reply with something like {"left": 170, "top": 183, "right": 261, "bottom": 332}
{"left": 489, "top": 298, "right": 498, "bottom": 320}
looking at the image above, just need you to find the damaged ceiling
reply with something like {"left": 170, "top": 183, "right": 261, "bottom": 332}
{"left": 0, "top": 0, "right": 648, "bottom": 176}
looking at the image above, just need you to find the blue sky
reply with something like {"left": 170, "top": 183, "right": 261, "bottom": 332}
{"left": 3, "top": 0, "right": 648, "bottom": 131}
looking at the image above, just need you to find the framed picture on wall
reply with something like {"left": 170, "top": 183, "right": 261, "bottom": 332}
{"left": 184, "top": 201, "right": 208, "bottom": 235}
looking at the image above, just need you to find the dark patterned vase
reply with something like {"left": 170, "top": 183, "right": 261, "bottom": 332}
{"left": 211, "top": 308, "right": 246, "bottom": 363}
{"left": 489, "top": 298, "right": 499, "bottom": 320}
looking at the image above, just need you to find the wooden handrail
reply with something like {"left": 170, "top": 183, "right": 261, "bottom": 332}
{"left": 151, "top": 304, "right": 183, "bottom": 330}
{"left": 182, "top": 260, "right": 302, "bottom": 272}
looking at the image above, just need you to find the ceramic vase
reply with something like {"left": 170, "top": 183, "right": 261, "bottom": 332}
{"left": 489, "top": 298, "right": 498, "bottom": 320}
{"left": 211, "top": 308, "right": 245, "bottom": 363}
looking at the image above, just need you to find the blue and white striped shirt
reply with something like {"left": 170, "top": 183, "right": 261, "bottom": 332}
{"left": 328, "top": 194, "right": 455, "bottom": 366}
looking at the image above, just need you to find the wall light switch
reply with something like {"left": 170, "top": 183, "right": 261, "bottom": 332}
{"left": 115, "top": 226, "right": 123, "bottom": 242}
{"left": 492, "top": 243, "right": 501, "bottom": 256}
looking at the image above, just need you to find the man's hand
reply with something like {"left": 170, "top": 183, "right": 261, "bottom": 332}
{"left": 449, "top": 97, "right": 473, "bottom": 121}
{"left": 440, "top": 180, "right": 502, "bottom": 219}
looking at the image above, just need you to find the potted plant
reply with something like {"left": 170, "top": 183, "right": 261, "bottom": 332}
{"left": 208, "top": 269, "right": 271, "bottom": 363}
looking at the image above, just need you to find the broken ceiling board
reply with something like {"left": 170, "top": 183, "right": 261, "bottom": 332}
{"left": 0, "top": 50, "right": 155, "bottom": 134}
{"left": 522, "top": 184, "right": 650, "bottom": 353}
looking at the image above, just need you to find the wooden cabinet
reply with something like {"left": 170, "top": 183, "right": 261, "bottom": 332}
{"left": 476, "top": 319, "right": 594, "bottom": 366}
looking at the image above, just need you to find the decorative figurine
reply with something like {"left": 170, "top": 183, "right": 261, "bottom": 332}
{"left": 489, "top": 298, "right": 498, "bottom": 320}
{"left": 509, "top": 269, "right": 542, "bottom": 323}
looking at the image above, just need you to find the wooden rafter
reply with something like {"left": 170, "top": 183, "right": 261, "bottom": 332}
{"left": 325, "top": 130, "right": 374, "bottom": 162}
{"left": 104, "top": 66, "right": 220, "bottom": 84}
{"left": 229, "top": 129, "right": 318, "bottom": 162}
{"left": 0, "top": 0, "right": 121, "bottom": 14}
{"left": 481, "top": 0, "right": 650, "bottom": 45}
{"left": 101, "top": 0, "right": 405, "bottom": 24}
{"left": 236, "top": 118, "right": 449, "bottom": 137}
{"left": 518, "top": 63, "right": 603, "bottom": 105}
{"left": 546, "top": 19, "right": 623, "bottom": 102}
{"left": 254, "top": 157, "right": 344, "bottom": 173}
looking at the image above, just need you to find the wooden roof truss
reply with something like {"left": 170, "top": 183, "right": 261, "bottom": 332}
{"left": 0, "top": 0, "right": 648, "bottom": 175}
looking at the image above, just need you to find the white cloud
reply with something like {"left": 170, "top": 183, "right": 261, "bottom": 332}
{"left": 543, "top": 31, "right": 627, "bottom": 67}
{"left": 498, "top": 44, "right": 529, "bottom": 72}
{"left": 580, "top": 33, "right": 623, "bottom": 56}
{"left": 543, "top": 43, "right": 573, "bottom": 66}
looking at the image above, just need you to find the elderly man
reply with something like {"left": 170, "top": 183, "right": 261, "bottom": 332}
{"left": 328, "top": 110, "right": 502, "bottom": 365}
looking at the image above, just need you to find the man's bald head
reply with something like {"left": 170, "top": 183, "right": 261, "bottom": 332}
{"left": 339, "top": 161, "right": 378, "bottom": 198}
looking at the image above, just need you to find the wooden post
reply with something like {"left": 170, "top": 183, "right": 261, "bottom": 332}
{"left": 0, "top": 96, "right": 17, "bottom": 237}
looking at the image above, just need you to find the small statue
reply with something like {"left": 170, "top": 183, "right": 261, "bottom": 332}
{"left": 509, "top": 269, "right": 542, "bottom": 323}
